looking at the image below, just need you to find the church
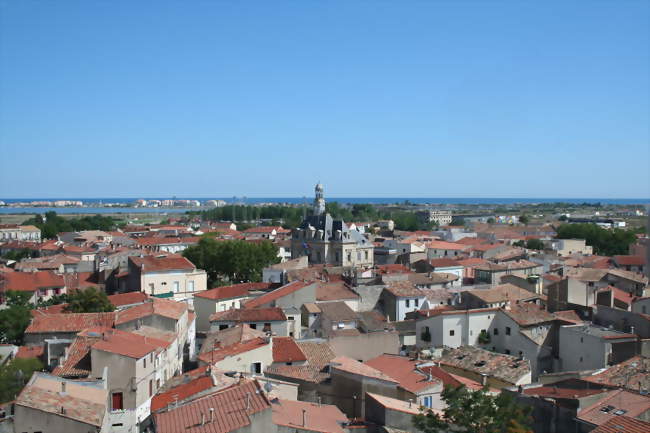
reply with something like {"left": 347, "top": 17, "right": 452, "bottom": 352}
{"left": 291, "top": 183, "right": 374, "bottom": 267}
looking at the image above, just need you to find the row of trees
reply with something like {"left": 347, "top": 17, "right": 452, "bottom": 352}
{"left": 556, "top": 223, "right": 638, "bottom": 256}
{"left": 0, "top": 288, "right": 114, "bottom": 345}
{"left": 183, "top": 238, "right": 279, "bottom": 287}
{"left": 22, "top": 211, "right": 122, "bottom": 239}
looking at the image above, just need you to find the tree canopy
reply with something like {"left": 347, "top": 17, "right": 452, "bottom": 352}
{"left": 0, "top": 291, "right": 34, "bottom": 345}
{"left": 183, "top": 238, "right": 279, "bottom": 287}
{"left": 22, "top": 211, "right": 121, "bottom": 239}
{"left": 413, "top": 385, "right": 533, "bottom": 433}
{"left": 63, "top": 287, "right": 115, "bottom": 313}
{"left": 0, "top": 357, "right": 43, "bottom": 403}
{"left": 556, "top": 223, "right": 637, "bottom": 256}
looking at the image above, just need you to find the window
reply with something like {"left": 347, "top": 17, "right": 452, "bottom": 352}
{"left": 580, "top": 356, "right": 583, "bottom": 362}
{"left": 505, "top": 327, "right": 511, "bottom": 335}
{"left": 173, "top": 281, "right": 179, "bottom": 293}
{"left": 406, "top": 299, "right": 410, "bottom": 308}
{"left": 580, "top": 337, "right": 584, "bottom": 343}
{"left": 112, "top": 392, "right": 124, "bottom": 411}
{"left": 449, "top": 330, "right": 455, "bottom": 336}
{"left": 415, "top": 299, "right": 419, "bottom": 307}
{"left": 263, "top": 323, "right": 272, "bottom": 332}
{"left": 643, "top": 306, "right": 647, "bottom": 314}
{"left": 143, "top": 358, "right": 146, "bottom": 368}
{"left": 423, "top": 396, "right": 432, "bottom": 408}
{"left": 149, "top": 379, "right": 153, "bottom": 397}
{"left": 287, "top": 316, "right": 294, "bottom": 321}
{"left": 252, "top": 362, "right": 262, "bottom": 374}
{"left": 219, "top": 324, "right": 228, "bottom": 330}
{"left": 494, "top": 328, "right": 499, "bottom": 335}
{"left": 188, "top": 281, "right": 195, "bottom": 292}
{"left": 286, "top": 362, "right": 293, "bottom": 366}
{"left": 505, "top": 349, "right": 511, "bottom": 355}
{"left": 149, "top": 283, "right": 154, "bottom": 293}
{"left": 347, "top": 253, "right": 351, "bottom": 262}
{"left": 249, "top": 323, "right": 257, "bottom": 329}
{"left": 365, "top": 251, "right": 369, "bottom": 260}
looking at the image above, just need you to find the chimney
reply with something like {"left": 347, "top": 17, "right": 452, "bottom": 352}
{"left": 302, "top": 409, "right": 307, "bottom": 427}
{"left": 209, "top": 407, "right": 214, "bottom": 423}
{"left": 246, "top": 392, "right": 251, "bottom": 411}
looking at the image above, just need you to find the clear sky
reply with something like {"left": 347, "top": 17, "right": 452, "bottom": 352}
{"left": 1, "top": 1, "right": 648, "bottom": 199}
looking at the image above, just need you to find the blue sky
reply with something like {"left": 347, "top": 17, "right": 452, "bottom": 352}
{"left": 1, "top": 1, "right": 648, "bottom": 199}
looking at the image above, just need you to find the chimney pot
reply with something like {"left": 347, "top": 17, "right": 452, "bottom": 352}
{"left": 302, "top": 409, "right": 307, "bottom": 427}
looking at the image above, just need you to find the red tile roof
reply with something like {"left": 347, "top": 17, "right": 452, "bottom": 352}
{"left": 591, "top": 416, "right": 650, "bottom": 433}
{"left": 428, "top": 258, "right": 463, "bottom": 268}
{"left": 330, "top": 356, "right": 398, "bottom": 383}
{"left": 522, "top": 386, "right": 606, "bottom": 399}
{"left": 376, "top": 264, "right": 411, "bottom": 274}
{"left": 315, "top": 281, "right": 359, "bottom": 302}
{"left": 130, "top": 255, "right": 196, "bottom": 272}
{"left": 365, "top": 354, "right": 440, "bottom": 393}
{"left": 153, "top": 380, "right": 270, "bottom": 433}
{"left": 243, "top": 226, "right": 280, "bottom": 233}
{"left": 209, "top": 307, "right": 286, "bottom": 323}
{"left": 92, "top": 328, "right": 168, "bottom": 359}
{"left": 272, "top": 399, "right": 348, "bottom": 433}
{"left": 15, "top": 345, "right": 44, "bottom": 359}
{"left": 0, "top": 271, "right": 64, "bottom": 292}
{"left": 107, "top": 291, "right": 149, "bottom": 307}
{"left": 197, "top": 337, "right": 269, "bottom": 364}
{"left": 578, "top": 389, "right": 650, "bottom": 427}
{"left": 425, "top": 241, "right": 468, "bottom": 250}
{"left": 614, "top": 255, "right": 646, "bottom": 266}
{"left": 26, "top": 311, "right": 116, "bottom": 334}
{"left": 194, "top": 282, "right": 265, "bottom": 301}
{"left": 115, "top": 298, "right": 187, "bottom": 325}
{"left": 272, "top": 337, "right": 307, "bottom": 363}
{"left": 243, "top": 281, "right": 310, "bottom": 309}
{"left": 151, "top": 375, "right": 214, "bottom": 412}
{"left": 384, "top": 280, "right": 425, "bottom": 298}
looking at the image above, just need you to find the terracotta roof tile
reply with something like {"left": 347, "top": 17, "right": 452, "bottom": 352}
{"left": 384, "top": 281, "right": 425, "bottom": 298}
{"left": 315, "top": 281, "right": 359, "bottom": 302}
{"left": 330, "top": 356, "right": 398, "bottom": 383}
{"left": 197, "top": 338, "right": 269, "bottom": 365}
{"left": 130, "top": 255, "right": 196, "bottom": 272}
{"left": 272, "top": 399, "right": 348, "bottom": 433}
{"left": 92, "top": 328, "right": 168, "bottom": 358}
{"left": 210, "top": 307, "right": 286, "bottom": 323}
{"left": 591, "top": 416, "right": 650, "bottom": 433}
{"left": 153, "top": 380, "right": 270, "bottom": 433}
{"left": 115, "top": 298, "right": 187, "bottom": 325}
{"left": 578, "top": 390, "right": 650, "bottom": 427}
{"left": 365, "top": 354, "right": 441, "bottom": 393}
{"left": 151, "top": 375, "right": 214, "bottom": 412}
{"left": 194, "top": 282, "right": 266, "bottom": 301}
{"left": 26, "top": 311, "right": 116, "bottom": 334}
{"left": 15, "top": 345, "right": 44, "bottom": 359}
{"left": 272, "top": 337, "right": 307, "bottom": 363}
{"left": 243, "top": 281, "right": 310, "bottom": 309}
{"left": 0, "top": 271, "right": 64, "bottom": 292}
{"left": 107, "top": 291, "right": 149, "bottom": 307}
{"left": 613, "top": 255, "right": 646, "bottom": 266}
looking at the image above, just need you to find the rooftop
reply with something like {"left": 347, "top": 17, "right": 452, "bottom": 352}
{"left": 585, "top": 356, "right": 650, "bottom": 392}
{"left": 92, "top": 328, "right": 169, "bottom": 359}
{"left": 465, "top": 283, "right": 542, "bottom": 305}
{"left": 272, "top": 337, "right": 307, "bottom": 363}
{"left": 591, "top": 416, "right": 650, "bottom": 433}
{"left": 384, "top": 280, "right": 426, "bottom": 298}
{"left": 130, "top": 255, "right": 196, "bottom": 272}
{"left": 272, "top": 398, "right": 348, "bottom": 433}
{"left": 330, "top": 356, "right": 398, "bottom": 383}
{"left": 26, "top": 311, "right": 116, "bottom": 334}
{"left": 578, "top": 389, "right": 650, "bottom": 427}
{"left": 115, "top": 297, "right": 187, "bottom": 325}
{"left": 316, "top": 301, "right": 358, "bottom": 322}
{"left": 197, "top": 338, "right": 269, "bottom": 365}
{"left": 562, "top": 324, "right": 637, "bottom": 340}
{"left": 210, "top": 307, "right": 286, "bottom": 323}
{"left": 0, "top": 270, "right": 64, "bottom": 292}
{"left": 15, "top": 372, "right": 107, "bottom": 427}
{"left": 435, "top": 346, "right": 531, "bottom": 385}
{"left": 315, "top": 281, "right": 359, "bottom": 302}
{"left": 365, "top": 354, "right": 441, "bottom": 393}
{"left": 243, "top": 281, "right": 311, "bottom": 309}
{"left": 153, "top": 380, "right": 270, "bottom": 433}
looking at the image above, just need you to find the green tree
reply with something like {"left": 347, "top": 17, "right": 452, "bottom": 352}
{"left": 0, "top": 291, "right": 34, "bottom": 345}
{"left": 525, "top": 239, "right": 545, "bottom": 250}
{"left": 183, "top": 238, "right": 279, "bottom": 286}
{"left": 22, "top": 212, "right": 120, "bottom": 239}
{"left": 413, "top": 386, "right": 533, "bottom": 433}
{"left": 512, "top": 240, "right": 526, "bottom": 248}
{"left": 519, "top": 215, "right": 530, "bottom": 225}
{"left": 0, "top": 357, "right": 44, "bottom": 403}
{"left": 556, "top": 223, "right": 637, "bottom": 256}
{"left": 64, "top": 287, "right": 115, "bottom": 313}
{"left": 1, "top": 248, "right": 36, "bottom": 261}
{"left": 558, "top": 215, "right": 568, "bottom": 222}
{"left": 487, "top": 217, "right": 496, "bottom": 224}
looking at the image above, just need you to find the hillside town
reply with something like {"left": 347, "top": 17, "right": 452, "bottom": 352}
{"left": 0, "top": 183, "right": 647, "bottom": 433}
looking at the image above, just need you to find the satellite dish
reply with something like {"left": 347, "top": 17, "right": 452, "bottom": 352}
{"left": 264, "top": 382, "right": 274, "bottom": 393}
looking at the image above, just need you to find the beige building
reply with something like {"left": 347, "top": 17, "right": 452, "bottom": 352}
{"left": 549, "top": 238, "right": 593, "bottom": 256}
{"left": 127, "top": 254, "right": 207, "bottom": 304}
{"left": 291, "top": 184, "right": 374, "bottom": 268}
{"left": 14, "top": 372, "right": 110, "bottom": 433}
{"left": 192, "top": 282, "right": 260, "bottom": 334}
{"left": 0, "top": 224, "right": 41, "bottom": 242}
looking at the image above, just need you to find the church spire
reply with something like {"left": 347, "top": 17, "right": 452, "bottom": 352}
{"left": 313, "top": 182, "right": 325, "bottom": 216}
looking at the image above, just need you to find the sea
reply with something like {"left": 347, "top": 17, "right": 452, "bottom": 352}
{"left": 0, "top": 197, "right": 648, "bottom": 215}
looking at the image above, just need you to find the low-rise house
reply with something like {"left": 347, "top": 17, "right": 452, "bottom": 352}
{"left": 549, "top": 238, "right": 593, "bottom": 256}
{"left": 315, "top": 280, "right": 360, "bottom": 311}
{"left": 271, "top": 336, "right": 307, "bottom": 367}
{"left": 558, "top": 324, "right": 638, "bottom": 372}
{"left": 107, "top": 291, "right": 149, "bottom": 310}
{"left": 474, "top": 260, "right": 543, "bottom": 285}
{"left": 433, "top": 346, "right": 532, "bottom": 389}
{"left": 14, "top": 253, "right": 83, "bottom": 273}
{"left": 265, "top": 340, "right": 336, "bottom": 402}
{"left": 0, "top": 270, "right": 65, "bottom": 304}
{"left": 263, "top": 256, "right": 309, "bottom": 284}
{"left": 407, "top": 272, "right": 459, "bottom": 289}
{"left": 14, "top": 372, "right": 110, "bottom": 433}
{"left": 310, "top": 301, "right": 358, "bottom": 338}
{"left": 591, "top": 416, "right": 650, "bottom": 433}
{"left": 210, "top": 307, "right": 290, "bottom": 336}
{"left": 153, "top": 379, "right": 275, "bottom": 433}
{"left": 24, "top": 311, "right": 116, "bottom": 345}
{"left": 382, "top": 280, "right": 426, "bottom": 321}
{"left": 365, "top": 392, "right": 428, "bottom": 433}
{"left": 193, "top": 283, "right": 266, "bottom": 334}
{"left": 244, "top": 280, "right": 317, "bottom": 310}
{"left": 583, "top": 355, "right": 650, "bottom": 392}
{"left": 613, "top": 255, "right": 646, "bottom": 273}
{"left": 413, "top": 258, "right": 464, "bottom": 283}
{"left": 365, "top": 354, "right": 444, "bottom": 409}
{"left": 0, "top": 224, "right": 41, "bottom": 242}
{"left": 416, "top": 307, "right": 498, "bottom": 350}
{"left": 471, "top": 242, "right": 511, "bottom": 259}
{"left": 461, "top": 283, "right": 545, "bottom": 309}
{"left": 425, "top": 240, "right": 468, "bottom": 259}
{"left": 127, "top": 255, "right": 207, "bottom": 303}
{"left": 329, "top": 356, "right": 399, "bottom": 418}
